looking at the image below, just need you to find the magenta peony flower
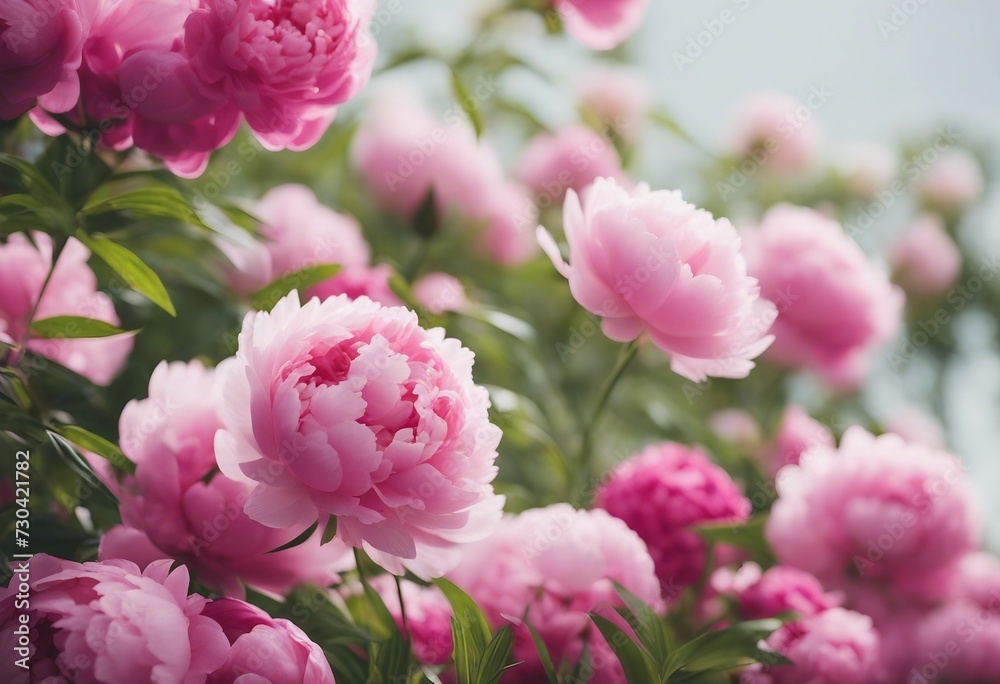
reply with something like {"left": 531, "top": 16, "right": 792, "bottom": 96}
{"left": 759, "top": 608, "right": 882, "bottom": 684}
{"left": 215, "top": 291, "right": 504, "bottom": 578}
{"left": 371, "top": 576, "right": 453, "bottom": 666}
{"left": 767, "top": 427, "right": 981, "bottom": 584}
{"left": 917, "top": 148, "right": 984, "bottom": 214}
{"left": 595, "top": 442, "right": 751, "bottom": 591}
{"left": 577, "top": 65, "right": 651, "bottom": 143}
{"left": 0, "top": 233, "right": 132, "bottom": 385}
{"left": 515, "top": 126, "right": 626, "bottom": 204}
{"left": 448, "top": 504, "right": 662, "bottom": 683}
{"left": 889, "top": 213, "right": 962, "bottom": 300}
{"left": 97, "top": 360, "right": 352, "bottom": 597}
{"left": 201, "top": 598, "right": 335, "bottom": 684}
{"left": 766, "top": 405, "right": 834, "bottom": 472}
{"left": 184, "top": 0, "right": 376, "bottom": 152}
{"left": 726, "top": 92, "right": 820, "bottom": 173}
{"left": 0, "top": 0, "right": 87, "bottom": 119}
{"left": 713, "top": 562, "right": 839, "bottom": 620}
{"left": 910, "top": 600, "right": 1000, "bottom": 684}
{"left": 743, "top": 204, "right": 904, "bottom": 388}
{"left": 0, "top": 554, "right": 229, "bottom": 684}
{"left": 538, "top": 177, "right": 776, "bottom": 382}
{"left": 413, "top": 272, "right": 469, "bottom": 316}
{"left": 552, "top": 0, "right": 651, "bottom": 51}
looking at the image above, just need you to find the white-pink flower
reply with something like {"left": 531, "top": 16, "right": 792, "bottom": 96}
{"left": 215, "top": 292, "right": 504, "bottom": 578}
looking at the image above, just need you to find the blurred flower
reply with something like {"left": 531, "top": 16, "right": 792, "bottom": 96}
{"left": 713, "top": 562, "right": 839, "bottom": 620}
{"left": 766, "top": 405, "right": 834, "bottom": 472}
{"left": 743, "top": 204, "right": 904, "bottom": 388}
{"left": 576, "top": 65, "right": 651, "bottom": 143}
{"left": 538, "top": 177, "right": 776, "bottom": 382}
{"left": 478, "top": 181, "right": 541, "bottom": 265}
{"left": 916, "top": 148, "right": 984, "bottom": 214}
{"left": 448, "top": 504, "right": 662, "bottom": 683}
{"left": 708, "top": 409, "right": 761, "bottom": 451}
{"left": 912, "top": 599, "right": 1000, "bottom": 684}
{"left": 595, "top": 442, "right": 751, "bottom": 591}
{"left": 413, "top": 272, "right": 469, "bottom": 315}
{"left": 889, "top": 213, "right": 962, "bottom": 300}
{"left": 307, "top": 262, "right": 402, "bottom": 307}
{"left": 834, "top": 142, "right": 898, "bottom": 198}
{"left": 515, "top": 125, "right": 626, "bottom": 204}
{"left": 553, "top": 0, "right": 651, "bottom": 51}
{"left": 727, "top": 92, "right": 820, "bottom": 173}
{"left": 98, "top": 360, "right": 352, "bottom": 597}
{"left": 886, "top": 404, "right": 946, "bottom": 449}
{"left": 0, "top": 232, "right": 132, "bottom": 385}
{"left": 0, "top": 0, "right": 86, "bottom": 119}
{"left": 215, "top": 292, "right": 504, "bottom": 578}
{"left": 370, "top": 576, "right": 453, "bottom": 666}
{"left": 0, "top": 555, "right": 229, "bottom": 684}
{"left": 202, "top": 598, "right": 335, "bottom": 684}
{"left": 767, "top": 427, "right": 981, "bottom": 584}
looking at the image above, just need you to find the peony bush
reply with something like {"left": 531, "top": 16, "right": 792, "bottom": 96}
{"left": 0, "top": 1, "right": 996, "bottom": 683}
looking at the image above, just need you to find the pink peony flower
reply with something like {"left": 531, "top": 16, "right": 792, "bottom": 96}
{"left": 766, "top": 405, "right": 834, "bottom": 472}
{"left": 413, "top": 272, "right": 469, "bottom": 315}
{"left": 183, "top": 0, "right": 377, "bottom": 152}
{"left": 911, "top": 599, "right": 1000, "bottom": 684}
{"left": 0, "top": 0, "right": 87, "bottom": 119}
{"left": 917, "top": 148, "right": 984, "bottom": 214}
{"left": 0, "top": 232, "right": 132, "bottom": 385}
{"left": 371, "top": 576, "right": 453, "bottom": 665}
{"left": 201, "top": 598, "right": 335, "bottom": 684}
{"left": 98, "top": 360, "right": 352, "bottom": 597}
{"left": 834, "top": 143, "right": 898, "bottom": 198}
{"left": 0, "top": 554, "right": 229, "bottom": 684}
{"left": 515, "top": 126, "right": 626, "bottom": 204}
{"left": 478, "top": 181, "right": 541, "bottom": 265}
{"left": 767, "top": 427, "right": 981, "bottom": 584}
{"left": 595, "top": 442, "right": 751, "bottom": 592}
{"left": 759, "top": 608, "right": 882, "bottom": 684}
{"left": 713, "top": 562, "right": 839, "bottom": 620}
{"left": 743, "top": 204, "right": 904, "bottom": 388}
{"left": 538, "top": 177, "right": 776, "bottom": 382}
{"left": 552, "top": 0, "right": 651, "bottom": 51}
{"left": 448, "top": 504, "right": 662, "bottom": 683}
{"left": 306, "top": 263, "right": 402, "bottom": 307}
{"left": 577, "top": 65, "right": 651, "bottom": 143}
{"left": 889, "top": 213, "right": 962, "bottom": 299}
{"left": 215, "top": 291, "right": 504, "bottom": 578}
{"left": 886, "top": 404, "right": 947, "bottom": 449}
{"left": 726, "top": 92, "right": 820, "bottom": 173}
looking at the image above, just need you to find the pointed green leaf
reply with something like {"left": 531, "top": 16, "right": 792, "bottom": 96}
{"left": 248, "top": 264, "right": 343, "bottom": 312}
{"left": 665, "top": 619, "right": 784, "bottom": 677}
{"left": 589, "top": 614, "right": 658, "bottom": 684}
{"left": 321, "top": 516, "right": 339, "bottom": 545}
{"left": 476, "top": 625, "right": 515, "bottom": 684}
{"left": 31, "top": 315, "right": 132, "bottom": 339}
{"left": 75, "top": 230, "right": 176, "bottom": 316}
{"left": 612, "top": 581, "right": 674, "bottom": 668}
{"left": 265, "top": 521, "right": 318, "bottom": 554}
{"left": 450, "top": 68, "right": 484, "bottom": 138}
{"left": 82, "top": 185, "right": 209, "bottom": 229}
{"left": 525, "top": 620, "right": 559, "bottom": 684}
{"left": 54, "top": 424, "right": 135, "bottom": 475}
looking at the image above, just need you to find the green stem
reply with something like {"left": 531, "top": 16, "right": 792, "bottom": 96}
{"left": 575, "top": 339, "right": 639, "bottom": 499}
{"left": 13, "top": 235, "right": 68, "bottom": 368}
{"left": 394, "top": 575, "right": 410, "bottom": 645}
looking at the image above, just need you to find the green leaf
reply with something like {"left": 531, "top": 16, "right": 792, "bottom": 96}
{"left": 45, "top": 431, "right": 119, "bottom": 504}
{"left": 82, "top": 185, "right": 209, "bottom": 229}
{"left": 265, "top": 521, "right": 318, "bottom": 554}
{"left": 31, "top": 315, "right": 132, "bottom": 339}
{"left": 525, "top": 621, "right": 559, "bottom": 684}
{"left": 450, "top": 68, "right": 484, "bottom": 138}
{"left": 589, "top": 614, "right": 659, "bottom": 684}
{"left": 612, "top": 581, "right": 674, "bottom": 669}
{"left": 665, "top": 619, "right": 784, "bottom": 678}
{"left": 693, "top": 514, "right": 775, "bottom": 565}
{"left": 412, "top": 189, "right": 439, "bottom": 239}
{"left": 75, "top": 230, "right": 176, "bottom": 316}
{"left": 369, "top": 631, "right": 411, "bottom": 684}
{"left": 476, "top": 626, "right": 515, "bottom": 684}
{"left": 0, "top": 154, "right": 73, "bottom": 232}
{"left": 53, "top": 424, "right": 135, "bottom": 475}
{"left": 0, "top": 193, "right": 72, "bottom": 234}
{"left": 437, "top": 578, "right": 492, "bottom": 684}
{"left": 321, "top": 516, "right": 339, "bottom": 545}
{"left": 248, "top": 264, "right": 343, "bottom": 312}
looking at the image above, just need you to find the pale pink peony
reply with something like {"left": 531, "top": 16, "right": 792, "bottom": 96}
{"left": 595, "top": 442, "right": 751, "bottom": 591}
{"left": 743, "top": 204, "right": 904, "bottom": 388}
{"left": 183, "top": 0, "right": 377, "bottom": 152}
{"left": 712, "top": 562, "right": 839, "bottom": 620}
{"left": 371, "top": 576, "right": 453, "bottom": 665}
{"left": 98, "top": 360, "right": 352, "bottom": 597}
{"left": 553, "top": 0, "right": 651, "bottom": 51}
{"left": 727, "top": 92, "right": 820, "bottom": 173}
{"left": 886, "top": 404, "right": 947, "bottom": 450}
{"left": 889, "top": 213, "right": 962, "bottom": 299}
{"left": 0, "top": 0, "right": 87, "bottom": 119}
{"left": 758, "top": 608, "right": 882, "bottom": 684}
{"left": 577, "top": 65, "right": 651, "bottom": 143}
{"left": 516, "top": 126, "right": 626, "bottom": 204}
{"left": 917, "top": 148, "right": 984, "bottom": 214}
{"left": 306, "top": 263, "right": 402, "bottom": 307}
{"left": 834, "top": 143, "right": 898, "bottom": 198}
{"left": 0, "top": 232, "right": 132, "bottom": 385}
{"left": 448, "top": 504, "right": 662, "bottom": 683}
{"left": 767, "top": 427, "right": 981, "bottom": 584}
{"left": 0, "top": 554, "right": 229, "bottom": 684}
{"left": 538, "top": 177, "right": 776, "bottom": 382}
{"left": 413, "top": 272, "right": 469, "bottom": 315}
{"left": 477, "top": 180, "right": 540, "bottom": 266}
{"left": 201, "top": 598, "right": 335, "bottom": 684}
{"left": 767, "top": 405, "right": 834, "bottom": 472}
{"left": 215, "top": 291, "right": 504, "bottom": 578}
